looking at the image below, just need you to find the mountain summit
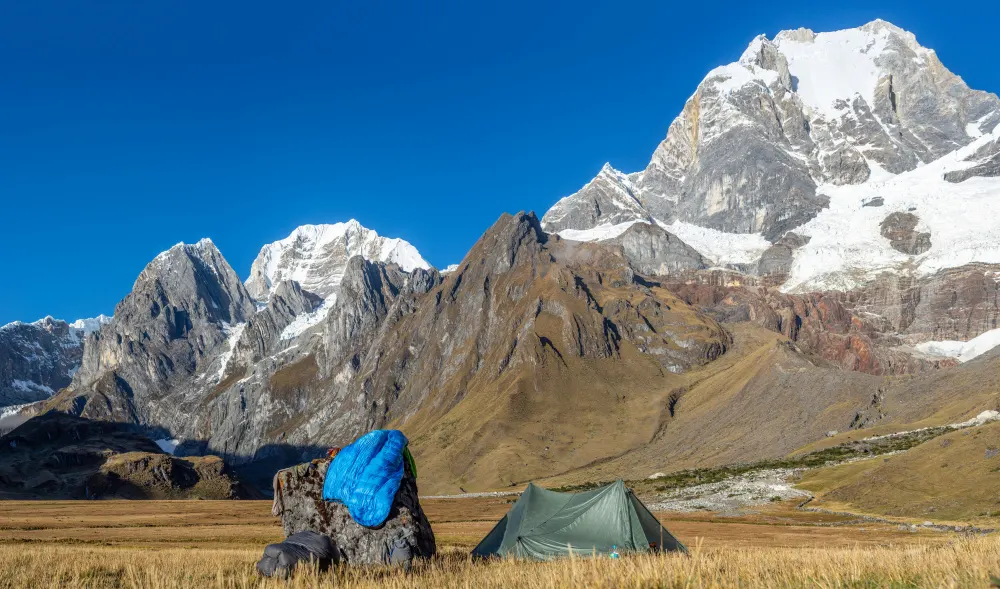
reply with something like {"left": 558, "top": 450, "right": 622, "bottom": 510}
{"left": 543, "top": 20, "right": 1000, "bottom": 293}
{"left": 245, "top": 220, "right": 430, "bottom": 301}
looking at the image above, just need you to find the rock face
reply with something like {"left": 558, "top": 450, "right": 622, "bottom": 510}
{"left": 880, "top": 212, "right": 932, "bottom": 255}
{"left": 607, "top": 222, "right": 708, "bottom": 275}
{"left": 0, "top": 413, "right": 251, "bottom": 499}
{"left": 273, "top": 458, "right": 435, "bottom": 565}
{"left": 245, "top": 220, "right": 430, "bottom": 301}
{"left": 0, "top": 316, "right": 110, "bottom": 408}
{"left": 841, "top": 263, "right": 1000, "bottom": 342}
{"left": 663, "top": 277, "right": 949, "bottom": 375}
{"left": 543, "top": 164, "right": 651, "bottom": 233}
{"left": 756, "top": 233, "right": 811, "bottom": 281}
{"left": 944, "top": 137, "right": 1000, "bottom": 183}
{"left": 60, "top": 239, "right": 258, "bottom": 424}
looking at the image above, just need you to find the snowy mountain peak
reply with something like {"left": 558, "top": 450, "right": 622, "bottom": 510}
{"left": 68, "top": 315, "right": 113, "bottom": 335}
{"left": 711, "top": 20, "right": 940, "bottom": 122}
{"left": 541, "top": 19, "right": 1000, "bottom": 295}
{"left": 541, "top": 163, "right": 650, "bottom": 233}
{"left": 153, "top": 237, "right": 219, "bottom": 264}
{"left": 245, "top": 220, "right": 430, "bottom": 301}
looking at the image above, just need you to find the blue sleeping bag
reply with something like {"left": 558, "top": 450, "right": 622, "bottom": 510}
{"left": 322, "top": 430, "right": 409, "bottom": 527}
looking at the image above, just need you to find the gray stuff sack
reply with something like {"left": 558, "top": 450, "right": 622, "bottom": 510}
{"left": 256, "top": 531, "right": 339, "bottom": 578}
{"left": 384, "top": 529, "right": 415, "bottom": 571}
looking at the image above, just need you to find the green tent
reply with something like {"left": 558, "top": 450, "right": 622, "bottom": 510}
{"left": 472, "top": 480, "right": 686, "bottom": 560}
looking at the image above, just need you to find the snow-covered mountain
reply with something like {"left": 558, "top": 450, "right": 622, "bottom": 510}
{"left": 543, "top": 20, "right": 1000, "bottom": 294}
{"left": 68, "top": 315, "right": 113, "bottom": 335}
{"left": 0, "top": 314, "right": 112, "bottom": 408}
{"left": 245, "top": 220, "right": 430, "bottom": 301}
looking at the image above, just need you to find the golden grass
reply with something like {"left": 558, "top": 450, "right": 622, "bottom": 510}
{"left": 0, "top": 498, "right": 993, "bottom": 588}
{"left": 798, "top": 421, "right": 1000, "bottom": 522}
{"left": 4, "top": 537, "right": 1000, "bottom": 588}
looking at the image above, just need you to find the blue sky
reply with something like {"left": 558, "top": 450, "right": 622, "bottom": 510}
{"left": 1, "top": 0, "right": 997, "bottom": 324}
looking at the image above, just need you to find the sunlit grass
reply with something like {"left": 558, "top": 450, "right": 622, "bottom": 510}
{"left": 3, "top": 536, "right": 1000, "bottom": 588}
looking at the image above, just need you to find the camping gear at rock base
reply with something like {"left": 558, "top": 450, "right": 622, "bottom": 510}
{"left": 271, "top": 447, "right": 435, "bottom": 567}
{"left": 472, "top": 480, "right": 686, "bottom": 560}
{"left": 321, "top": 429, "right": 410, "bottom": 528}
{"left": 256, "top": 531, "right": 339, "bottom": 579}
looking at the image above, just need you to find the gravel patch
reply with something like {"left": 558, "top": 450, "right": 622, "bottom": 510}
{"left": 646, "top": 468, "right": 812, "bottom": 513}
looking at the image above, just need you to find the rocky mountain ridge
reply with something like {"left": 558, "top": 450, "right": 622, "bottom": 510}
{"left": 44, "top": 212, "right": 737, "bottom": 490}
{"left": 0, "top": 315, "right": 111, "bottom": 408}
{"left": 8, "top": 19, "right": 1000, "bottom": 495}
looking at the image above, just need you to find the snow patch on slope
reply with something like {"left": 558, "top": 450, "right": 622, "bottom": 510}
{"left": 783, "top": 127, "right": 1000, "bottom": 292}
{"left": 155, "top": 439, "right": 181, "bottom": 455}
{"left": 706, "top": 60, "right": 780, "bottom": 95}
{"left": 915, "top": 328, "right": 1000, "bottom": 363}
{"left": 280, "top": 299, "right": 333, "bottom": 341}
{"left": 557, "top": 220, "right": 642, "bottom": 242}
{"left": 773, "top": 26, "right": 896, "bottom": 119}
{"left": 554, "top": 218, "right": 771, "bottom": 268}
{"left": 1, "top": 401, "right": 40, "bottom": 419}
{"left": 10, "top": 380, "right": 53, "bottom": 396}
{"left": 659, "top": 220, "right": 772, "bottom": 267}
{"left": 214, "top": 322, "right": 246, "bottom": 382}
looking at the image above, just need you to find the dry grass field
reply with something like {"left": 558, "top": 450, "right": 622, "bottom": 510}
{"left": 2, "top": 498, "right": 997, "bottom": 588}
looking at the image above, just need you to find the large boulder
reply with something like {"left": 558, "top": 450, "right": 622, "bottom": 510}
{"left": 271, "top": 458, "right": 436, "bottom": 566}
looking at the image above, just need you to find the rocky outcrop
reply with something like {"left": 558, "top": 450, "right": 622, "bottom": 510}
{"left": 607, "top": 222, "right": 708, "bottom": 276}
{"left": 0, "top": 413, "right": 251, "bottom": 499}
{"left": 0, "top": 319, "right": 86, "bottom": 407}
{"left": 944, "top": 137, "right": 1000, "bottom": 183}
{"left": 880, "top": 212, "right": 932, "bottom": 255}
{"left": 221, "top": 279, "right": 322, "bottom": 378}
{"left": 661, "top": 257, "right": 1000, "bottom": 372}
{"left": 89, "top": 452, "right": 251, "bottom": 500}
{"left": 840, "top": 263, "right": 1000, "bottom": 342}
{"left": 273, "top": 458, "right": 435, "bottom": 565}
{"left": 663, "top": 279, "right": 951, "bottom": 374}
{"left": 756, "top": 233, "right": 811, "bottom": 281}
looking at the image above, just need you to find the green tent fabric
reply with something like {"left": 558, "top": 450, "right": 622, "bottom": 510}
{"left": 472, "top": 480, "right": 686, "bottom": 560}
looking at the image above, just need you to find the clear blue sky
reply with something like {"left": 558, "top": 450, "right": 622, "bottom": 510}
{"left": 1, "top": 0, "right": 997, "bottom": 324}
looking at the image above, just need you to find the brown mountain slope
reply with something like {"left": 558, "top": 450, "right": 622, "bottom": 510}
{"left": 537, "top": 327, "right": 1000, "bottom": 489}
{"left": 792, "top": 348, "right": 1000, "bottom": 455}
{"left": 336, "top": 212, "right": 732, "bottom": 493}
{"left": 798, "top": 420, "right": 1000, "bottom": 521}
